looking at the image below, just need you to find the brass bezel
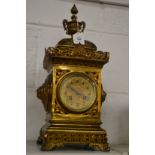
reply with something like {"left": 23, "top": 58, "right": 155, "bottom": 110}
{"left": 56, "top": 71, "right": 97, "bottom": 114}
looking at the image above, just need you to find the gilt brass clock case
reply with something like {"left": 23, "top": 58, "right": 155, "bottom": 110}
{"left": 36, "top": 4, "right": 110, "bottom": 152}
{"left": 56, "top": 72, "right": 97, "bottom": 113}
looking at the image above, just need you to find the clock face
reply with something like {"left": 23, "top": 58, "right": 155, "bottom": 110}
{"left": 56, "top": 72, "right": 97, "bottom": 113}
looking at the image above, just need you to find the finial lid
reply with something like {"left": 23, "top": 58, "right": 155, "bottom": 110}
{"left": 63, "top": 4, "right": 86, "bottom": 36}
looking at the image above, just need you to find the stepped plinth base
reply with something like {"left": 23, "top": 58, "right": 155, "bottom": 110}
{"left": 37, "top": 124, "right": 110, "bottom": 152}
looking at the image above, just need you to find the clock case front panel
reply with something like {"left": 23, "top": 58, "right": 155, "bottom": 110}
{"left": 51, "top": 65, "right": 102, "bottom": 125}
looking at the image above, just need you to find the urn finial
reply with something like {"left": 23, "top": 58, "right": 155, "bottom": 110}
{"left": 63, "top": 4, "right": 86, "bottom": 36}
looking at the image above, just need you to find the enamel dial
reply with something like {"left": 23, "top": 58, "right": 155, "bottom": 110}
{"left": 56, "top": 72, "right": 97, "bottom": 113}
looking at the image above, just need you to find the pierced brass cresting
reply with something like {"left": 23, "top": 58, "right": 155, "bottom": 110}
{"left": 36, "top": 4, "right": 110, "bottom": 151}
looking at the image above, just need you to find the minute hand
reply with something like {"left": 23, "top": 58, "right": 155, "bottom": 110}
{"left": 69, "top": 86, "right": 84, "bottom": 96}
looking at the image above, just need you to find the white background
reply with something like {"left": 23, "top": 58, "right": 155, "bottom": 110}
{"left": 26, "top": 0, "right": 129, "bottom": 145}
{"left": 1, "top": 0, "right": 155, "bottom": 155}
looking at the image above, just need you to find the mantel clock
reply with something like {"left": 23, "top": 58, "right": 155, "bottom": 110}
{"left": 36, "top": 4, "right": 110, "bottom": 151}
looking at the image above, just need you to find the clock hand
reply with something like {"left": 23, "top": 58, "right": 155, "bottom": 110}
{"left": 72, "top": 88, "right": 86, "bottom": 97}
{"left": 68, "top": 86, "right": 81, "bottom": 96}
{"left": 69, "top": 86, "right": 87, "bottom": 99}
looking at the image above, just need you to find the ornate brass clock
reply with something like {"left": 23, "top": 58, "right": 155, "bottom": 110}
{"left": 36, "top": 4, "right": 110, "bottom": 151}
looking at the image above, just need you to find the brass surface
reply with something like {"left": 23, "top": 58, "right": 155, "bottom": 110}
{"left": 36, "top": 4, "right": 110, "bottom": 152}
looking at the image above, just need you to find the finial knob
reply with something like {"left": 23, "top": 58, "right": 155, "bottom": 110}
{"left": 63, "top": 4, "right": 86, "bottom": 36}
{"left": 71, "top": 4, "right": 78, "bottom": 15}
